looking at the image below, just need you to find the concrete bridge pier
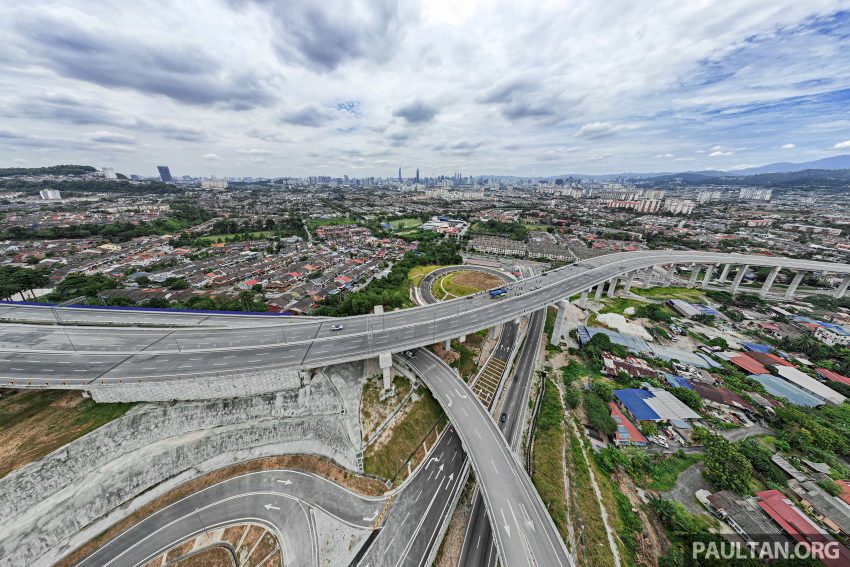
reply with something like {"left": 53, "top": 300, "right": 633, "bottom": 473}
{"left": 784, "top": 272, "right": 805, "bottom": 300}
{"left": 444, "top": 339, "right": 452, "bottom": 351}
{"left": 623, "top": 271, "right": 636, "bottom": 293}
{"left": 594, "top": 283, "right": 605, "bottom": 302}
{"left": 718, "top": 264, "right": 732, "bottom": 283}
{"left": 759, "top": 266, "right": 781, "bottom": 298}
{"left": 579, "top": 289, "right": 589, "bottom": 307}
{"left": 606, "top": 277, "right": 618, "bottom": 298}
{"left": 379, "top": 352, "right": 393, "bottom": 391}
{"left": 687, "top": 265, "right": 700, "bottom": 288}
{"left": 458, "top": 335, "right": 466, "bottom": 343}
{"left": 835, "top": 275, "right": 850, "bottom": 298}
{"left": 665, "top": 264, "right": 675, "bottom": 286}
{"left": 550, "top": 299, "right": 569, "bottom": 345}
{"left": 730, "top": 265, "right": 749, "bottom": 295}
{"left": 701, "top": 264, "right": 716, "bottom": 289}
{"left": 642, "top": 267, "right": 654, "bottom": 289}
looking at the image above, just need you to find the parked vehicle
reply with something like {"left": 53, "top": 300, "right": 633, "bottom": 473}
{"left": 330, "top": 324, "right": 344, "bottom": 331}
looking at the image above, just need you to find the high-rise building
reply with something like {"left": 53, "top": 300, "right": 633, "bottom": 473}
{"left": 157, "top": 166, "right": 173, "bottom": 183}
{"left": 101, "top": 167, "right": 117, "bottom": 180}
{"left": 415, "top": 168, "right": 420, "bottom": 183}
{"left": 398, "top": 167, "right": 402, "bottom": 184}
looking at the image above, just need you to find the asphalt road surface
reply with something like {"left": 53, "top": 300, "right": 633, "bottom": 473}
{"left": 409, "top": 348, "right": 572, "bottom": 567}
{"left": 460, "top": 308, "right": 546, "bottom": 567}
{"left": 74, "top": 469, "right": 387, "bottom": 567}
{"left": 2, "top": 251, "right": 847, "bottom": 389}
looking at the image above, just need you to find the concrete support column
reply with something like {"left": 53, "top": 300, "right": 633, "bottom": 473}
{"left": 606, "top": 277, "right": 618, "bottom": 298}
{"left": 784, "top": 272, "right": 805, "bottom": 300}
{"left": 730, "top": 265, "right": 749, "bottom": 295}
{"left": 444, "top": 339, "right": 452, "bottom": 351}
{"left": 579, "top": 289, "right": 589, "bottom": 308}
{"left": 594, "top": 283, "right": 605, "bottom": 302}
{"left": 687, "top": 265, "right": 700, "bottom": 288}
{"left": 701, "top": 264, "right": 716, "bottom": 289}
{"left": 759, "top": 266, "right": 781, "bottom": 299}
{"left": 379, "top": 352, "right": 393, "bottom": 391}
{"left": 718, "top": 264, "right": 732, "bottom": 283}
{"left": 643, "top": 267, "right": 654, "bottom": 289}
{"left": 665, "top": 264, "right": 675, "bottom": 286}
{"left": 835, "top": 275, "right": 850, "bottom": 299}
{"left": 623, "top": 274, "right": 632, "bottom": 293}
{"left": 550, "top": 299, "right": 569, "bottom": 345}
{"left": 458, "top": 335, "right": 466, "bottom": 343}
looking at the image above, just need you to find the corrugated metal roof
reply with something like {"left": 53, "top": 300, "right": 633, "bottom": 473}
{"left": 750, "top": 374, "right": 824, "bottom": 407}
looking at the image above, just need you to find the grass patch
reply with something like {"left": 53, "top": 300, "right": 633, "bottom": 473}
{"left": 408, "top": 265, "right": 443, "bottom": 287}
{"left": 523, "top": 222, "right": 550, "bottom": 231}
{"left": 644, "top": 453, "right": 703, "bottom": 491}
{"left": 632, "top": 286, "right": 705, "bottom": 302}
{"left": 531, "top": 377, "right": 569, "bottom": 541}
{"left": 0, "top": 390, "right": 134, "bottom": 478}
{"left": 306, "top": 217, "right": 356, "bottom": 228}
{"left": 194, "top": 230, "right": 274, "bottom": 244}
{"left": 363, "top": 388, "right": 445, "bottom": 481}
{"left": 599, "top": 297, "right": 647, "bottom": 315}
{"left": 568, "top": 430, "right": 617, "bottom": 567}
{"left": 360, "top": 375, "right": 413, "bottom": 441}
{"left": 452, "top": 340, "right": 477, "bottom": 378}
{"left": 388, "top": 218, "right": 423, "bottom": 230}
{"left": 543, "top": 305, "right": 557, "bottom": 339}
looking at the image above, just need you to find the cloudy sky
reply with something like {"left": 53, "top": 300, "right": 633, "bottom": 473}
{"left": 2, "top": 0, "right": 850, "bottom": 178}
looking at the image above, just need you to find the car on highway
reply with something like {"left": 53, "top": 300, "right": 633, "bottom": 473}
{"left": 330, "top": 324, "right": 344, "bottom": 331}
{"left": 500, "top": 413, "right": 507, "bottom": 423}
{"left": 404, "top": 350, "right": 416, "bottom": 359}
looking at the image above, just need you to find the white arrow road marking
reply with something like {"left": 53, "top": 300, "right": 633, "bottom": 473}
{"left": 500, "top": 508, "right": 511, "bottom": 538}
{"left": 425, "top": 457, "right": 439, "bottom": 469}
{"left": 363, "top": 509, "right": 379, "bottom": 522}
{"left": 454, "top": 388, "right": 467, "bottom": 399}
{"left": 264, "top": 503, "right": 280, "bottom": 511}
{"left": 276, "top": 479, "right": 293, "bottom": 485}
{"left": 521, "top": 503, "right": 536, "bottom": 532}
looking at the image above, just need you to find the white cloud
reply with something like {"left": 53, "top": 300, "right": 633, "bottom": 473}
{"left": 202, "top": 153, "right": 221, "bottom": 160}
{"left": 781, "top": 143, "right": 795, "bottom": 149}
{"left": 1, "top": 1, "right": 849, "bottom": 175}
{"left": 730, "top": 163, "right": 756, "bottom": 170}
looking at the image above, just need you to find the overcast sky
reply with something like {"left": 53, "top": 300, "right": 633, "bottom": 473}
{"left": 2, "top": 0, "right": 850, "bottom": 178}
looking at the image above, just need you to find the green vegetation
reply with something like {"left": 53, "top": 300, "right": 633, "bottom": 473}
{"left": 433, "top": 272, "right": 476, "bottom": 298}
{"left": 737, "top": 438, "right": 787, "bottom": 486}
{"left": 599, "top": 297, "right": 646, "bottom": 315}
{"left": 584, "top": 386, "right": 616, "bottom": 436}
{"left": 451, "top": 339, "right": 477, "bottom": 378}
{"left": 0, "top": 266, "right": 50, "bottom": 300}
{"left": 469, "top": 219, "right": 528, "bottom": 241}
{"left": 543, "top": 306, "right": 557, "bottom": 340}
{"left": 0, "top": 164, "right": 97, "bottom": 177}
{"left": 316, "top": 239, "right": 462, "bottom": 316}
{"left": 388, "top": 217, "right": 422, "bottom": 230}
{"left": 0, "top": 390, "right": 134, "bottom": 478}
{"left": 0, "top": 204, "right": 212, "bottom": 241}
{"left": 633, "top": 286, "right": 704, "bottom": 301}
{"left": 194, "top": 230, "right": 274, "bottom": 244}
{"left": 596, "top": 447, "right": 703, "bottom": 491}
{"left": 693, "top": 428, "right": 753, "bottom": 494}
{"left": 634, "top": 302, "right": 674, "bottom": 322}
{"left": 531, "top": 378, "right": 569, "bottom": 540}
{"left": 306, "top": 217, "right": 355, "bottom": 228}
{"left": 670, "top": 387, "right": 702, "bottom": 411}
{"left": 407, "top": 265, "right": 443, "bottom": 287}
{"left": 363, "top": 388, "right": 445, "bottom": 481}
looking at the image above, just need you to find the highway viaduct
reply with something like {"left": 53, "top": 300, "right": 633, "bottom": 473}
{"left": 4, "top": 250, "right": 850, "bottom": 567}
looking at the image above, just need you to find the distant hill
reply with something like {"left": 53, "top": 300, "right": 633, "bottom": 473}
{"left": 0, "top": 165, "right": 97, "bottom": 178}
{"left": 725, "top": 155, "right": 850, "bottom": 175}
{"left": 636, "top": 168, "right": 850, "bottom": 189}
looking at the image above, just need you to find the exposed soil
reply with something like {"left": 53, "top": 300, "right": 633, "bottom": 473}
{"left": 451, "top": 271, "right": 503, "bottom": 291}
{"left": 171, "top": 546, "right": 234, "bottom": 567}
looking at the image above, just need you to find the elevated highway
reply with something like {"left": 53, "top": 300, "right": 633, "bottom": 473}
{"left": 3, "top": 251, "right": 848, "bottom": 390}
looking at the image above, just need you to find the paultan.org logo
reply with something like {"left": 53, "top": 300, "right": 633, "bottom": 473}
{"left": 691, "top": 540, "right": 842, "bottom": 562}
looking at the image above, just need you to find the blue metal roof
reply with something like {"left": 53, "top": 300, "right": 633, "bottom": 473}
{"left": 663, "top": 373, "right": 693, "bottom": 390}
{"left": 742, "top": 342, "right": 771, "bottom": 353}
{"left": 749, "top": 374, "right": 823, "bottom": 407}
{"left": 614, "top": 389, "right": 660, "bottom": 420}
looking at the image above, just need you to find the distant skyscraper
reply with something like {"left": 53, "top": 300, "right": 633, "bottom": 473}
{"left": 398, "top": 167, "right": 402, "bottom": 183}
{"left": 157, "top": 166, "right": 173, "bottom": 183}
{"left": 415, "top": 168, "right": 420, "bottom": 183}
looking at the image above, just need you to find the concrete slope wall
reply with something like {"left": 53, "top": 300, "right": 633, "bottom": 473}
{"left": 0, "top": 368, "right": 362, "bottom": 567}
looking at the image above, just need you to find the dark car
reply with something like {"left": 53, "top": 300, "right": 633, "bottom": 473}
{"left": 500, "top": 413, "right": 507, "bottom": 423}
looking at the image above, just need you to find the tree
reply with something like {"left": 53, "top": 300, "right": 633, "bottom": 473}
{"left": 135, "top": 276, "right": 151, "bottom": 287}
{"left": 590, "top": 380, "right": 614, "bottom": 402}
{"left": 584, "top": 391, "right": 616, "bottom": 436}
{"left": 737, "top": 438, "right": 787, "bottom": 486}
{"left": 694, "top": 428, "right": 752, "bottom": 493}
{"left": 635, "top": 303, "right": 672, "bottom": 323}
{"left": 564, "top": 387, "right": 581, "bottom": 409}
{"left": 706, "top": 337, "right": 727, "bottom": 350}
{"left": 670, "top": 387, "right": 702, "bottom": 412}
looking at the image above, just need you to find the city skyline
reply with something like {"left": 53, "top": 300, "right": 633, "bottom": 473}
{"left": 2, "top": 1, "right": 850, "bottom": 177}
